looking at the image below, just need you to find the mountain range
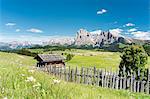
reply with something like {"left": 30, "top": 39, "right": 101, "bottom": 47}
{"left": 0, "top": 29, "right": 150, "bottom": 50}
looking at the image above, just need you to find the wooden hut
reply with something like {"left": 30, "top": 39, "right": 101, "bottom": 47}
{"left": 35, "top": 54, "right": 65, "bottom": 68}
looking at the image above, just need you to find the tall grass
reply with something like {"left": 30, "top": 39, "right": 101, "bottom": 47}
{"left": 0, "top": 52, "right": 150, "bottom": 99}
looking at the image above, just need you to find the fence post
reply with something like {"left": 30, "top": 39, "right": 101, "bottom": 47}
{"left": 75, "top": 67, "right": 78, "bottom": 83}
{"left": 89, "top": 68, "right": 93, "bottom": 85}
{"left": 137, "top": 81, "right": 140, "bottom": 93}
{"left": 93, "top": 67, "right": 96, "bottom": 85}
{"left": 141, "top": 81, "right": 146, "bottom": 93}
{"left": 133, "top": 80, "right": 137, "bottom": 92}
{"left": 115, "top": 76, "right": 119, "bottom": 89}
{"left": 119, "top": 77, "right": 123, "bottom": 89}
{"left": 77, "top": 67, "right": 80, "bottom": 83}
{"left": 104, "top": 69, "right": 107, "bottom": 87}
{"left": 86, "top": 68, "right": 89, "bottom": 85}
{"left": 96, "top": 69, "right": 99, "bottom": 86}
{"left": 130, "top": 74, "right": 134, "bottom": 92}
{"left": 101, "top": 69, "right": 104, "bottom": 87}
{"left": 80, "top": 67, "right": 83, "bottom": 84}
{"left": 146, "top": 69, "right": 150, "bottom": 94}
{"left": 70, "top": 69, "right": 73, "bottom": 82}
{"left": 106, "top": 72, "right": 110, "bottom": 88}
{"left": 64, "top": 66, "right": 66, "bottom": 81}
{"left": 112, "top": 73, "right": 116, "bottom": 89}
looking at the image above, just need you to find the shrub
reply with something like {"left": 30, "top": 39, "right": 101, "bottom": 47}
{"left": 143, "top": 44, "right": 150, "bottom": 56}
{"left": 66, "top": 54, "right": 74, "bottom": 62}
{"left": 119, "top": 45, "right": 148, "bottom": 79}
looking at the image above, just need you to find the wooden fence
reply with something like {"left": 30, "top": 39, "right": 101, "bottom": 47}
{"left": 40, "top": 65, "right": 150, "bottom": 94}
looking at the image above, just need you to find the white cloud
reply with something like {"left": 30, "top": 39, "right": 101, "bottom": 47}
{"left": 90, "top": 30, "right": 102, "bottom": 34}
{"left": 16, "top": 29, "right": 21, "bottom": 32}
{"left": 128, "top": 28, "right": 137, "bottom": 32}
{"left": 97, "top": 9, "right": 107, "bottom": 15}
{"left": 109, "top": 28, "right": 123, "bottom": 36}
{"left": 27, "top": 28, "right": 43, "bottom": 33}
{"left": 5, "top": 23, "right": 16, "bottom": 26}
{"left": 131, "top": 31, "right": 150, "bottom": 40}
{"left": 124, "top": 23, "right": 135, "bottom": 27}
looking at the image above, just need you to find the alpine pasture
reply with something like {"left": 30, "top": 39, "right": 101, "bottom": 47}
{"left": 29, "top": 49, "right": 150, "bottom": 71}
{"left": 0, "top": 52, "right": 150, "bottom": 98}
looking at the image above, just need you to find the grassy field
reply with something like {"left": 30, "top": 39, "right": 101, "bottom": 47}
{"left": 0, "top": 52, "right": 150, "bottom": 98}
{"left": 29, "top": 49, "right": 150, "bottom": 71}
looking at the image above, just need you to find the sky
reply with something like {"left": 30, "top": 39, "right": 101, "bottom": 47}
{"left": 0, "top": 0, "right": 150, "bottom": 43}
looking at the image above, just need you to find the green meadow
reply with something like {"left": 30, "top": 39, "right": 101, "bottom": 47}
{"left": 0, "top": 52, "right": 150, "bottom": 98}
{"left": 29, "top": 49, "right": 150, "bottom": 71}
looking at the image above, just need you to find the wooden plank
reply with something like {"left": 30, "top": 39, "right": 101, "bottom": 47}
{"left": 106, "top": 72, "right": 110, "bottom": 88}
{"left": 75, "top": 67, "right": 78, "bottom": 83}
{"left": 89, "top": 68, "right": 92, "bottom": 85}
{"left": 86, "top": 68, "right": 89, "bottom": 85}
{"left": 80, "top": 67, "right": 84, "bottom": 84}
{"left": 119, "top": 77, "right": 123, "bottom": 89}
{"left": 109, "top": 71, "right": 113, "bottom": 88}
{"left": 96, "top": 69, "right": 100, "bottom": 86}
{"left": 137, "top": 81, "right": 140, "bottom": 93}
{"left": 101, "top": 69, "right": 105, "bottom": 87}
{"left": 104, "top": 70, "right": 107, "bottom": 87}
{"left": 146, "top": 69, "right": 150, "bottom": 94}
{"left": 77, "top": 67, "right": 80, "bottom": 84}
{"left": 93, "top": 67, "right": 96, "bottom": 85}
{"left": 112, "top": 73, "right": 116, "bottom": 89}
{"left": 127, "top": 78, "right": 130, "bottom": 89}
{"left": 67, "top": 68, "right": 70, "bottom": 82}
{"left": 133, "top": 80, "right": 137, "bottom": 92}
{"left": 141, "top": 81, "right": 146, "bottom": 93}
{"left": 115, "top": 76, "right": 119, "bottom": 89}
{"left": 130, "top": 74, "right": 134, "bottom": 92}
{"left": 70, "top": 69, "right": 73, "bottom": 82}
{"left": 123, "top": 77, "right": 127, "bottom": 89}
{"left": 64, "top": 66, "right": 67, "bottom": 81}
{"left": 83, "top": 68, "right": 86, "bottom": 84}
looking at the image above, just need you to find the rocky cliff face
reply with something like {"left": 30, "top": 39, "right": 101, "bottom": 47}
{"left": 75, "top": 29, "right": 95, "bottom": 45}
{"left": 75, "top": 29, "right": 132, "bottom": 46}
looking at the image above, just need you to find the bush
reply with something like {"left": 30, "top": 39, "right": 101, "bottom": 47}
{"left": 16, "top": 49, "right": 38, "bottom": 57}
{"left": 119, "top": 45, "right": 148, "bottom": 79}
{"left": 66, "top": 54, "right": 74, "bottom": 62}
{"left": 143, "top": 44, "right": 150, "bottom": 56}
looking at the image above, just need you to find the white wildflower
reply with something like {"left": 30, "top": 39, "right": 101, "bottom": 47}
{"left": 53, "top": 79, "right": 61, "bottom": 84}
{"left": 28, "top": 69, "right": 35, "bottom": 73}
{"left": 33, "top": 82, "right": 41, "bottom": 88}
{"left": 2, "top": 87, "right": 5, "bottom": 93}
{"left": 3, "top": 97, "right": 7, "bottom": 99}
{"left": 25, "top": 76, "right": 36, "bottom": 82}
{"left": 20, "top": 74, "right": 25, "bottom": 77}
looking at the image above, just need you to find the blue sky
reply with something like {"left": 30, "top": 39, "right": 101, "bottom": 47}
{"left": 0, "top": 0, "right": 150, "bottom": 43}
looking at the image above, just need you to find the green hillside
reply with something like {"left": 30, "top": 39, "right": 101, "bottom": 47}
{"left": 0, "top": 52, "right": 150, "bottom": 98}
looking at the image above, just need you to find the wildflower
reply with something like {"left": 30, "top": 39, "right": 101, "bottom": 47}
{"left": 25, "top": 76, "right": 36, "bottom": 82}
{"left": 20, "top": 74, "right": 25, "bottom": 77}
{"left": 28, "top": 69, "right": 35, "bottom": 73}
{"left": 33, "top": 82, "right": 41, "bottom": 88}
{"left": 2, "top": 87, "right": 5, "bottom": 94}
{"left": 53, "top": 79, "right": 61, "bottom": 84}
{"left": 3, "top": 97, "right": 7, "bottom": 99}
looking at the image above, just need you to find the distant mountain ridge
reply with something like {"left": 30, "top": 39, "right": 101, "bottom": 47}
{"left": 0, "top": 41, "right": 33, "bottom": 50}
{"left": 0, "top": 29, "right": 150, "bottom": 50}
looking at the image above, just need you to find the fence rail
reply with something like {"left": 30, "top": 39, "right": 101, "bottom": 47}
{"left": 40, "top": 65, "right": 150, "bottom": 94}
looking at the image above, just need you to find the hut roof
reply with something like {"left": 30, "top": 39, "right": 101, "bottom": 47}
{"left": 37, "top": 54, "right": 65, "bottom": 62}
